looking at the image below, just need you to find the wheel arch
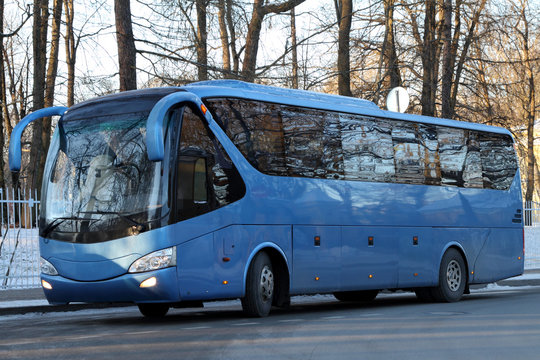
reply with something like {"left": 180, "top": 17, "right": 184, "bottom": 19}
{"left": 242, "top": 243, "right": 290, "bottom": 306}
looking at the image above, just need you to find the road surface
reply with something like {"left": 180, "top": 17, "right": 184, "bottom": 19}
{"left": 1, "top": 286, "right": 540, "bottom": 359}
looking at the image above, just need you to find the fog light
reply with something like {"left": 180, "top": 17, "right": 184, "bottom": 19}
{"left": 140, "top": 276, "right": 157, "bottom": 288}
{"left": 42, "top": 280, "right": 53, "bottom": 290}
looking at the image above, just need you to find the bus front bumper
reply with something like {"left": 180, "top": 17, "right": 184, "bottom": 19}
{"left": 40, "top": 267, "right": 180, "bottom": 305}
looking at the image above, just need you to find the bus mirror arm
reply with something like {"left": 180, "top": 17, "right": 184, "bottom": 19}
{"left": 9, "top": 106, "right": 69, "bottom": 172}
{"left": 146, "top": 92, "right": 211, "bottom": 162}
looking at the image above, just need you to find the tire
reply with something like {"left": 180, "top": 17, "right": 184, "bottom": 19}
{"left": 137, "top": 303, "right": 170, "bottom": 318}
{"left": 431, "top": 248, "right": 466, "bottom": 302}
{"left": 334, "top": 290, "right": 379, "bottom": 302}
{"left": 241, "top": 252, "right": 274, "bottom": 317}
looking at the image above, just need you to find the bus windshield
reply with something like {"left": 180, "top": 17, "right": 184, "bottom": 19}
{"left": 40, "top": 111, "right": 167, "bottom": 243}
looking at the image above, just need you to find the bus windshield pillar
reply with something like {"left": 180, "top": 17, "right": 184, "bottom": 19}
{"left": 9, "top": 106, "right": 68, "bottom": 172}
{"left": 146, "top": 91, "right": 212, "bottom": 162}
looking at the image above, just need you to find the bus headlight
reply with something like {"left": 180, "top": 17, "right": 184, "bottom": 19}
{"left": 129, "top": 247, "right": 177, "bottom": 273}
{"left": 40, "top": 257, "right": 58, "bottom": 276}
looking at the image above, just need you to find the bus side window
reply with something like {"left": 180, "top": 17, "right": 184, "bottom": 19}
{"left": 173, "top": 107, "right": 245, "bottom": 222}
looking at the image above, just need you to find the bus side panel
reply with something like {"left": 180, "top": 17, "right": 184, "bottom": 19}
{"left": 291, "top": 226, "right": 341, "bottom": 294}
{"left": 341, "top": 227, "right": 398, "bottom": 291}
{"left": 397, "top": 228, "right": 434, "bottom": 288}
{"left": 177, "top": 225, "right": 292, "bottom": 301}
{"left": 472, "top": 228, "right": 524, "bottom": 283}
{"left": 429, "top": 228, "right": 491, "bottom": 284}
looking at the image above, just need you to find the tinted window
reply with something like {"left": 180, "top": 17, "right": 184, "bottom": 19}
{"left": 172, "top": 107, "right": 245, "bottom": 222}
{"left": 205, "top": 98, "right": 517, "bottom": 190}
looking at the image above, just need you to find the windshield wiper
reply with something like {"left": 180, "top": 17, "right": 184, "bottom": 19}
{"left": 40, "top": 216, "right": 93, "bottom": 238}
{"left": 78, "top": 210, "right": 144, "bottom": 229}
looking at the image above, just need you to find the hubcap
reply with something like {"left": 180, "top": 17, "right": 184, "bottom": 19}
{"left": 446, "top": 259, "right": 462, "bottom": 292}
{"left": 259, "top": 265, "right": 274, "bottom": 302}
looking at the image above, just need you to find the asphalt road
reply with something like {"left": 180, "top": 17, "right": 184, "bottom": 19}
{"left": 2, "top": 287, "right": 540, "bottom": 360}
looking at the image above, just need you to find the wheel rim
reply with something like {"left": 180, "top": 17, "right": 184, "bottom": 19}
{"left": 446, "top": 259, "right": 462, "bottom": 292}
{"left": 259, "top": 265, "right": 274, "bottom": 302}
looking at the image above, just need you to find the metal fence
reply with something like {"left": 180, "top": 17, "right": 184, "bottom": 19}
{"left": 0, "top": 188, "right": 40, "bottom": 290}
{"left": 524, "top": 201, "right": 540, "bottom": 227}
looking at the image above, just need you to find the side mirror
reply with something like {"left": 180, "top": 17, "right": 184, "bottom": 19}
{"left": 9, "top": 106, "right": 68, "bottom": 172}
{"left": 146, "top": 91, "right": 211, "bottom": 162}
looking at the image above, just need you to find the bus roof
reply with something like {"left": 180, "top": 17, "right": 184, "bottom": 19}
{"left": 184, "top": 80, "right": 513, "bottom": 137}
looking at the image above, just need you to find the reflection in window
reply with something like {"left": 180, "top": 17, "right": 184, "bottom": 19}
{"left": 479, "top": 133, "right": 517, "bottom": 190}
{"left": 341, "top": 115, "right": 393, "bottom": 182}
{"left": 205, "top": 98, "right": 518, "bottom": 191}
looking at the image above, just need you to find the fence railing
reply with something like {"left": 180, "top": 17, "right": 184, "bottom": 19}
{"left": 0, "top": 188, "right": 40, "bottom": 290}
{"left": 524, "top": 201, "right": 540, "bottom": 227}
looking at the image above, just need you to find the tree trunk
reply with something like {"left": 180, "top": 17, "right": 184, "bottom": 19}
{"left": 65, "top": 0, "right": 75, "bottom": 107}
{"left": 526, "top": 83, "right": 536, "bottom": 202}
{"left": 421, "top": 0, "right": 436, "bottom": 116}
{"left": 196, "top": 0, "right": 207, "bottom": 80}
{"left": 225, "top": 0, "right": 239, "bottom": 75}
{"left": 375, "top": 0, "right": 401, "bottom": 100}
{"left": 242, "top": 0, "right": 305, "bottom": 82}
{"left": 336, "top": 0, "right": 352, "bottom": 96}
{"left": 114, "top": 0, "right": 137, "bottom": 91}
{"left": 449, "top": 0, "right": 485, "bottom": 117}
{"left": 217, "top": 0, "right": 230, "bottom": 77}
{"left": 440, "top": 0, "right": 452, "bottom": 119}
{"left": 290, "top": 7, "right": 298, "bottom": 89}
{"left": 384, "top": 0, "right": 401, "bottom": 89}
{"left": 0, "top": 0, "right": 5, "bottom": 189}
{"left": 29, "top": 0, "right": 49, "bottom": 192}
{"left": 242, "top": 0, "right": 264, "bottom": 82}
{"left": 39, "top": 0, "right": 63, "bottom": 183}
{"left": 523, "top": 7, "right": 536, "bottom": 202}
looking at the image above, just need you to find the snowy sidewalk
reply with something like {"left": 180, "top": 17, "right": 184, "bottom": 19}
{"left": 0, "top": 288, "right": 133, "bottom": 315}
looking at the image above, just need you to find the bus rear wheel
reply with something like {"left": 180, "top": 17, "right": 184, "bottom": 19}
{"left": 334, "top": 290, "right": 379, "bottom": 302}
{"left": 431, "top": 248, "right": 466, "bottom": 302}
{"left": 242, "top": 252, "right": 274, "bottom": 317}
{"left": 138, "top": 303, "right": 170, "bottom": 317}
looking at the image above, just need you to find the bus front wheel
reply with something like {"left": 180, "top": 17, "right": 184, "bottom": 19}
{"left": 431, "top": 248, "right": 466, "bottom": 302}
{"left": 242, "top": 252, "right": 274, "bottom": 317}
{"left": 137, "top": 303, "right": 170, "bottom": 317}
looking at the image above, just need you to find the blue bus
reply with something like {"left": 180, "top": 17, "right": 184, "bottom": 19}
{"left": 9, "top": 80, "right": 524, "bottom": 317}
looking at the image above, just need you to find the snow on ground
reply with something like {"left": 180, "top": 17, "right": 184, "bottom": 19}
{"left": 525, "top": 226, "right": 540, "bottom": 269}
{"left": 0, "top": 299, "right": 48, "bottom": 309}
{"left": 0, "top": 228, "right": 40, "bottom": 290}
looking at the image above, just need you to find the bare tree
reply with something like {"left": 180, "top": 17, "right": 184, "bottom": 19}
{"left": 65, "top": 0, "right": 75, "bottom": 106}
{"left": 28, "top": 0, "right": 49, "bottom": 191}
{"left": 373, "top": 0, "right": 401, "bottom": 102}
{"left": 514, "top": 1, "right": 538, "bottom": 203}
{"left": 440, "top": 0, "right": 453, "bottom": 118}
{"left": 217, "top": 0, "right": 231, "bottom": 77}
{"left": 335, "top": 0, "right": 352, "bottom": 96}
{"left": 290, "top": 7, "right": 298, "bottom": 89}
{"left": 115, "top": 0, "right": 137, "bottom": 91}
{"left": 241, "top": 0, "right": 305, "bottom": 82}
{"left": 38, "top": 0, "right": 63, "bottom": 178}
{"left": 421, "top": 0, "right": 437, "bottom": 116}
